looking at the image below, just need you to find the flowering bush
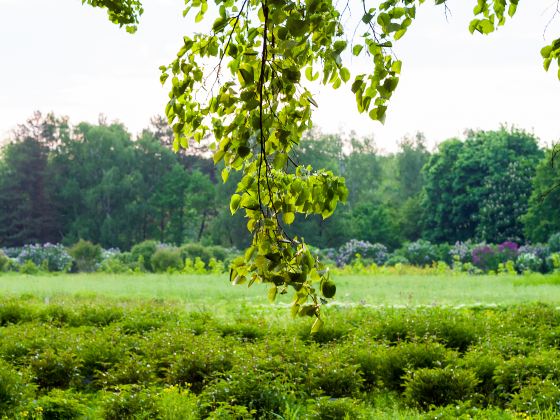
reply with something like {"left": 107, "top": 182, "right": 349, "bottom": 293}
{"left": 516, "top": 253, "right": 543, "bottom": 273}
{"left": 17, "top": 243, "right": 73, "bottom": 272}
{"left": 335, "top": 240, "right": 388, "bottom": 267}
{"left": 497, "top": 241, "right": 519, "bottom": 262}
{"left": 450, "top": 242, "right": 473, "bottom": 266}
{"left": 471, "top": 244, "right": 498, "bottom": 272}
{"left": 402, "top": 240, "right": 439, "bottom": 267}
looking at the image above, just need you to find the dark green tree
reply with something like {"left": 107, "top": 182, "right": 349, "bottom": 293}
{"left": 522, "top": 148, "right": 560, "bottom": 242}
{"left": 422, "top": 128, "right": 542, "bottom": 243}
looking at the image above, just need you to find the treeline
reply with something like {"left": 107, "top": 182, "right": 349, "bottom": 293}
{"left": 0, "top": 112, "right": 559, "bottom": 250}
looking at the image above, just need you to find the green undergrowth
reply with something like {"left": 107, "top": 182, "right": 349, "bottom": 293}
{"left": 1, "top": 295, "right": 560, "bottom": 418}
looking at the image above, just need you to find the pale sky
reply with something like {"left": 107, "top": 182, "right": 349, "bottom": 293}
{"left": 0, "top": 0, "right": 559, "bottom": 152}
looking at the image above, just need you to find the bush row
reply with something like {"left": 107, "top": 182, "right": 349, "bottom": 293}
{"left": 0, "top": 240, "right": 238, "bottom": 274}
{"left": 3, "top": 232, "right": 560, "bottom": 276}
{"left": 320, "top": 232, "right": 560, "bottom": 274}
{"left": 1, "top": 300, "right": 560, "bottom": 418}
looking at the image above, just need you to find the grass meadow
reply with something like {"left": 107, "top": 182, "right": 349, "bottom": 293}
{"left": 1, "top": 272, "right": 560, "bottom": 419}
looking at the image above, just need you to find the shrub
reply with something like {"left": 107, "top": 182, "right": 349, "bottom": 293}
{"left": 450, "top": 241, "right": 473, "bottom": 263}
{"left": 165, "top": 347, "right": 233, "bottom": 393}
{"left": 306, "top": 361, "right": 363, "bottom": 397}
{"left": 402, "top": 240, "right": 439, "bottom": 266}
{"left": 336, "top": 240, "right": 388, "bottom": 266}
{"left": 98, "top": 256, "right": 132, "bottom": 273}
{"left": 309, "top": 397, "right": 366, "bottom": 420}
{"left": 31, "top": 389, "right": 86, "bottom": 420}
{"left": 471, "top": 244, "right": 499, "bottom": 272}
{"left": 68, "top": 240, "right": 102, "bottom": 272}
{"left": 497, "top": 241, "right": 519, "bottom": 263}
{"left": 384, "top": 254, "right": 409, "bottom": 267}
{"left": 180, "top": 243, "right": 213, "bottom": 265}
{"left": 17, "top": 243, "right": 73, "bottom": 272}
{"left": 0, "top": 360, "right": 35, "bottom": 415}
{"left": 516, "top": 252, "right": 543, "bottom": 273}
{"left": 19, "top": 259, "right": 40, "bottom": 274}
{"left": 0, "top": 250, "right": 9, "bottom": 272}
{"left": 493, "top": 350, "right": 560, "bottom": 396}
{"left": 460, "top": 349, "right": 503, "bottom": 403}
{"left": 102, "top": 385, "right": 159, "bottom": 420}
{"left": 157, "top": 386, "right": 199, "bottom": 420}
{"left": 29, "top": 349, "right": 81, "bottom": 390}
{"left": 131, "top": 240, "right": 159, "bottom": 272}
{"left": 509, "top": 378, "right": 560, "bottom": 415}
{"left": 200, "top": 370, "right": 296, "bottom": 419}
{"left": 549, "top": 232, "right": 560, "bottom": 253}
{"left": 358, "top": 342, "right": 457, "bottom": 391}
{"left": 101, "top": 355, "right": 156, "bottom": 387}
{"left": 403, "top": 367, "right": 479, "bottom": 409}
{"left": 0, "top": 302, "right": 34, "bottom": 326}
{"left": 151, "top": 247, "right": 183, "bottom": 273}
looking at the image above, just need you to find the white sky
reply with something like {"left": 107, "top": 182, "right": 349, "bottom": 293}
{"left": 0, "top": 0, "right": 559, "bottom": 152}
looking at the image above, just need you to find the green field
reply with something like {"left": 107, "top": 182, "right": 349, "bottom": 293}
{"left": 1, "top": 272, "right": 559, "bottom": 307}
{"left": 2, "top": 272, "right": 560, "bottom": 419}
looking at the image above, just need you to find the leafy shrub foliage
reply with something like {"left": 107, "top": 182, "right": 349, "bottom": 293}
{"left": 403, "top": 367, "right": 479, "bottom": 409}
{"left": 151, "top": 247, "right": 183, "bottom": 272}
{"left": 68, "top": 239, "right": 102, "bottom": 272}
{"left": 18, "top": 243, "right": 73, "bottom": 272}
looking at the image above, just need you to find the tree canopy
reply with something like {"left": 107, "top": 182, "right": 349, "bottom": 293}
{"left": 81, "top": 0, "right": 560, "bottom": 325}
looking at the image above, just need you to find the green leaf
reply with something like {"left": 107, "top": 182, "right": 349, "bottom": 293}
{"left": 268, "top": 285, "right": 277, "bottom": 302}
{"left": 352, "top": 45, "right": 363, "bottom": 56}
{"left": 230, "top": 194, "right": 241, "bottom": 214}
{"left": 311, "top": 317, "right": 324, "bottom": 334}
{"left": 340, "top": 67, "right": 350, "bottom": 83}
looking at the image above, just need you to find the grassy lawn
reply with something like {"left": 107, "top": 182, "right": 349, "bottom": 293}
{"left": 0, "top": 272, "right": 559, "bottom": 308}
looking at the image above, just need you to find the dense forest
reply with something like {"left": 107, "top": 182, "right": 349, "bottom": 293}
{"left": 0, "top": 112, "right": 558, "bottom": 251}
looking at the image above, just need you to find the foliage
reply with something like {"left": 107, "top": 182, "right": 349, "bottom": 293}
{"left": 549, "top": 232, "right": 560, "bottom": 253}
{"left": 130, "top": 240, "right": 158, "bottom": 272}
{"left": 17, "top": 243, "right": 72, "bottom": 272}
{"left": 68, "top": 240, "right": 102, "bottom": 272}
{"left": 151, "top": 247, "right": 183, "bottom": 273}
{"left": 403, "top": 367, "right": 479, "bottom": 409}
{"left": 30, "top": 389, "right": 86, "bottom": 420}
{"left": 402, "top": 239, "right": 439, "bottom": 267}
{"left": 523, "top": 150, "right": 560, "bottom": 242}
{"left": 423, "top": 128, "right": 542, "bottom": 244}
{"left": 2, "top": 295, "right": 560, "bottom": 416}
{"left": 335, "top": 240, "right": 388, "bottom": 267}
{"left": 101, "top": 385, "right": 159, "bottom": 420}
{"left": 0, "top": 360, "right": 34, "bottom": 415}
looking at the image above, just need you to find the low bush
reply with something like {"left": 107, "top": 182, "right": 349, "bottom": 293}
{"left": 31, "top": 389, "right": 86, "bottom": 420}
{"left": 199, "top": 370, "right": 296, "bottom": 419}
{"left": 18, "top": 243, "right": 73, "bottom": 272}
{"left": 309, "top": 397, "right": 366, "bottom": 419}
{"left": 509, "top": 378, "right": 560, "bottom": 415}
{"left": 68, "top": 240, "right": 102, "bottom": 272}
{"left": 130, "top": 240, "right": 158, "bottom": 271}
{"left": 101, "top": 385, "right": 159, "bottom": 420}
{"left": 403, "top": 367, "right": 479, "bottom": 409}
{"left": 19, "top": 259, "right": 40, "bottom": 274}
{"left": 0, "top": 360, "right": 35, "bottom": 415}
{"left": 151, "top": 247, "right": 183, "bottom": 273}
{"left": 493, "top": 350, "right": 560, "bottom": 397}
{"left": 165, "top": 346, "right": 233, "bottom": 393}
{"left": 0, "top": 250, "right": 10, "bottom": 272}
{"left": 29, "top": 349, "right": 81, "bottom": 390}
{"left": 180, "top": 243, "right": 213, "bottom": 265}
{"left": 402, "top": 240, "right": 440, "bottom": 266}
